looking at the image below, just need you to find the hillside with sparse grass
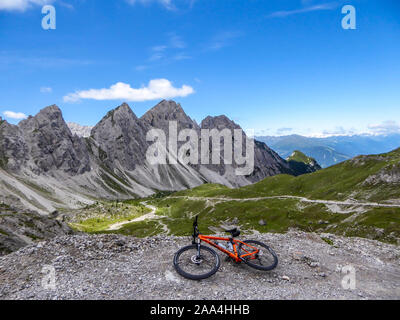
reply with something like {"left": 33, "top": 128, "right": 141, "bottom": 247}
{"left": 66, "top": 200, "right": 151, "bottom": 233}
{"left": 174, "top": 147, "right": 400, "bottom": 202}
{"left": 68, "top": 148, "right": 400, "bottom": 244}
{"left": 286, "top": 150, "right": 322, "bottom": 174}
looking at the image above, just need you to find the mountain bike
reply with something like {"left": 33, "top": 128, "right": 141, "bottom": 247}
{"left": 173, "top": 216, "right": 278, "bottom": 280}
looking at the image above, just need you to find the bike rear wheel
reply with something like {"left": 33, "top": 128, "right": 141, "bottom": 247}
{"left": 239, "top": 240, "right": 278, "bottom": 271}
{"left": 173, "top": 244, "right": 220, "bottom": 280}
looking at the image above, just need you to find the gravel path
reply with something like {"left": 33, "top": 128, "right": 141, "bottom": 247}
{"left": 107, "top": 202, "right": 159, "bottom": 231}
{"left": 170, "top": 196, "right": 400, "bottom": 208}
{"left": 0, "top": 230, "right": 399, "bottom": 300}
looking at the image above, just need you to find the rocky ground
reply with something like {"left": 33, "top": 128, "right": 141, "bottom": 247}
{"left": 0, "top": 204, "right": 73, "bottom": 256}
{"left": 0, "top": 230, "right": 399, "bottom": 300}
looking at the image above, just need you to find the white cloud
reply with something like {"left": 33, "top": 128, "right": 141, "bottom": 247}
{"left": 135, "top": 65, "right": 149, "bottom": 71}
{"left": 173, "top": 53, "right": 190, "bottom": 61}
{"left": 58, "top": 0, "right": 74, "bottom": 9}
{"left": 148, "top": 34, "right": 186, "bottom": 61}
{"left": 3, "top": 111, "right": 28, "bottom": 120}
{"left": 268, "top": 3, "right": 337, "bottom": 18}
{"left": 276, "top": 127, "right": 293, "bottom": 135}
{"left": 126, "top": 0, "right": 196, "bottom": 11}
{"left": 152, "top": 45, "right": 167, "bottom": 52}
{"left": 255, "top": 129, "right": 272, "bottom": 136}
{"left": 322, "top": 126, "right": 349, "bottom": 136}
{"left": 126, "top": 0, "right": 174, "bottom": 10}
{"left": 306, "top": 126, "right": 359, "bottom": 138}
{"left": 0, "top": 0, "right": 54, "bottom": 11}
{"left": 206, "top": 31, "right": 243, "bottom": 51}
{"left": 63, "top": 79, "right": 195, "bottom": 103}
{"left": 148, "top": 52, "right": 164, "bottom": 61}
{"left": 368, "top": 121, "right": 400, "bottom": 135}
{"left": 138, "top": 34, "right": 188, "bottom": 69}
{"left": 40, "top": 86, "right": 52, "bottom": 93}
{"left": 0, "top": 53, "right": 94, "bottom": 68}
{"left": 168, "top": 33, "right": 186, "bottom": 49}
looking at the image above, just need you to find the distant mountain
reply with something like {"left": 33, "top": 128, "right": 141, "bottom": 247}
{"left": 67, "top": 122, "right": 93, "bottom": 138}
{"left": 286, "top": 150, "right": 322, "bottom": 174}
{"left": 256, "top": 134, "right": 400, "bottom": 168}
{"left": 0, "top": 100, "right": 316, "bottom": 214}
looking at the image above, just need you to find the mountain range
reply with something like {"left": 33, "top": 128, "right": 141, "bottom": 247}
{"left": 256, "top": 134, "right": 400, "bottom": 168}
{"left": 0, "top": 100, "right": 316, "bottom": 214}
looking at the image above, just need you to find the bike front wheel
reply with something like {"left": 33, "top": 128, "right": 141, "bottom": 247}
{"left": 239, "top": 240, "right": 278, "bottom": 271}
{"left": 173, "top": 244, "right": 220, "bottom": 280}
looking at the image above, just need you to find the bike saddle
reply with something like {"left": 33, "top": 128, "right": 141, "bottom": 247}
{"left": 224, "top": 228, "right": 241, "bottom": 238}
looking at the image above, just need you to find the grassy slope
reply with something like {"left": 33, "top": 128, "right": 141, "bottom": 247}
{"left": 175, "top": 148, "right": 400, "bottom": 202}
{"left": 71, "top": 149, "right": 400, "bottom": 243}
{"left": 67, "top": 200, "right": 150, "bottom": 232}
{"left": 144, "top": 196, "right": 399, "bottom": 243}
{"left": 144, "top": 148, "right": 400, "bottom": 243}
{"left": 287, "top": 150, "right": 313, "bottom": 163}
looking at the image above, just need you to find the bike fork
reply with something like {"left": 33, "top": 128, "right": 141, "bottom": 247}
{"left": 196, "top": 242, "right": 201, "bottom": 258}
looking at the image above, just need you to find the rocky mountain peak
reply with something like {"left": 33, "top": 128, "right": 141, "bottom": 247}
{"left": 141, "top": 99, "right": 198, "bottom": 131}
{"left": 35, "top": 104, "right": 62, "bottom": 121}
{"left": 2, "top": 104, "right": 91, "bottom": 175}
{"left": 90, "top": 103, "right": 149, "bottom": 171}
{"left": 148, "top": 99, "right": 183, "bottom": 114}
{"left": 91, "top": 103, "right": 139, "bottom": 136}
{"left": 115, "top": 102, "right": 136, "bottom": 117}
{"left": 201, "top": 115, "right": 241, "bottom": 131}
{"left": 107, "top": 103, "right": 138, "bottom": 121}
{"left": 41, "top": 104, "right": 61, "bottom": 113}
{"left": 0, "top": 100, "right": 320, "bottom": 214}
{"left": 18, "top": 104, "right": 68, "bottom": 133}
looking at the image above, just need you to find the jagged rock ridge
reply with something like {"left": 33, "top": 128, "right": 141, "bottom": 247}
{"left": 0, "top": 100, "right": 316, "bottom": 214}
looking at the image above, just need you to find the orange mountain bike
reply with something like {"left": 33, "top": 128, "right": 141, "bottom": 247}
{"left": 173, "top": 216, "right": 278, "bottom": 280}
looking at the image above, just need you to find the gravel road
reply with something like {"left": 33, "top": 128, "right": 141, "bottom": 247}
{"left": 169, "top": 196, "right": 400, "bottom": 208}
{"left": 107, "top": 202, "right": 158, "bottom": 231}
{"left": 0, "top": 230, "right": 399, "bottom": 300}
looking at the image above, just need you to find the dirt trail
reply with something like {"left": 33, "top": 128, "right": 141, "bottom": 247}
{"left": 169, "top": 195, "right": 400, "bottom": 209}
{"left": 107, "top": 202, "right": 158, "bottom": 231}
{"left": 107, "top": 202, "right": 170, "bottom": 234}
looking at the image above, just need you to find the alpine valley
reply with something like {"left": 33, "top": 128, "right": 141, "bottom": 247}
{"left": 0, "top": 100, "right": 315, "bottom": 215}
{"left": 1, "top": 100, "right": 400, "bottom": 257}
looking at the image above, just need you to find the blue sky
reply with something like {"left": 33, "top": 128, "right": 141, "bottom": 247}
{"left": 0, "top": 0, "right": 399, "bottom": 136}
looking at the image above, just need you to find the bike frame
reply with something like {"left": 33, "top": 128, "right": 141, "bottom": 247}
{"left": 198, "top": 234, "right": 259, "bottom": 263}
{"left": 191, "top": 216, "right": 259, "bottom": 263}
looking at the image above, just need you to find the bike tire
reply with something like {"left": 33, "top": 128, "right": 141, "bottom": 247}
{"left": 173, "top": 244, "right": 220, "bottom": 280}
{"left": 239, "top": 240, "right": 278, "bottom": 271}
